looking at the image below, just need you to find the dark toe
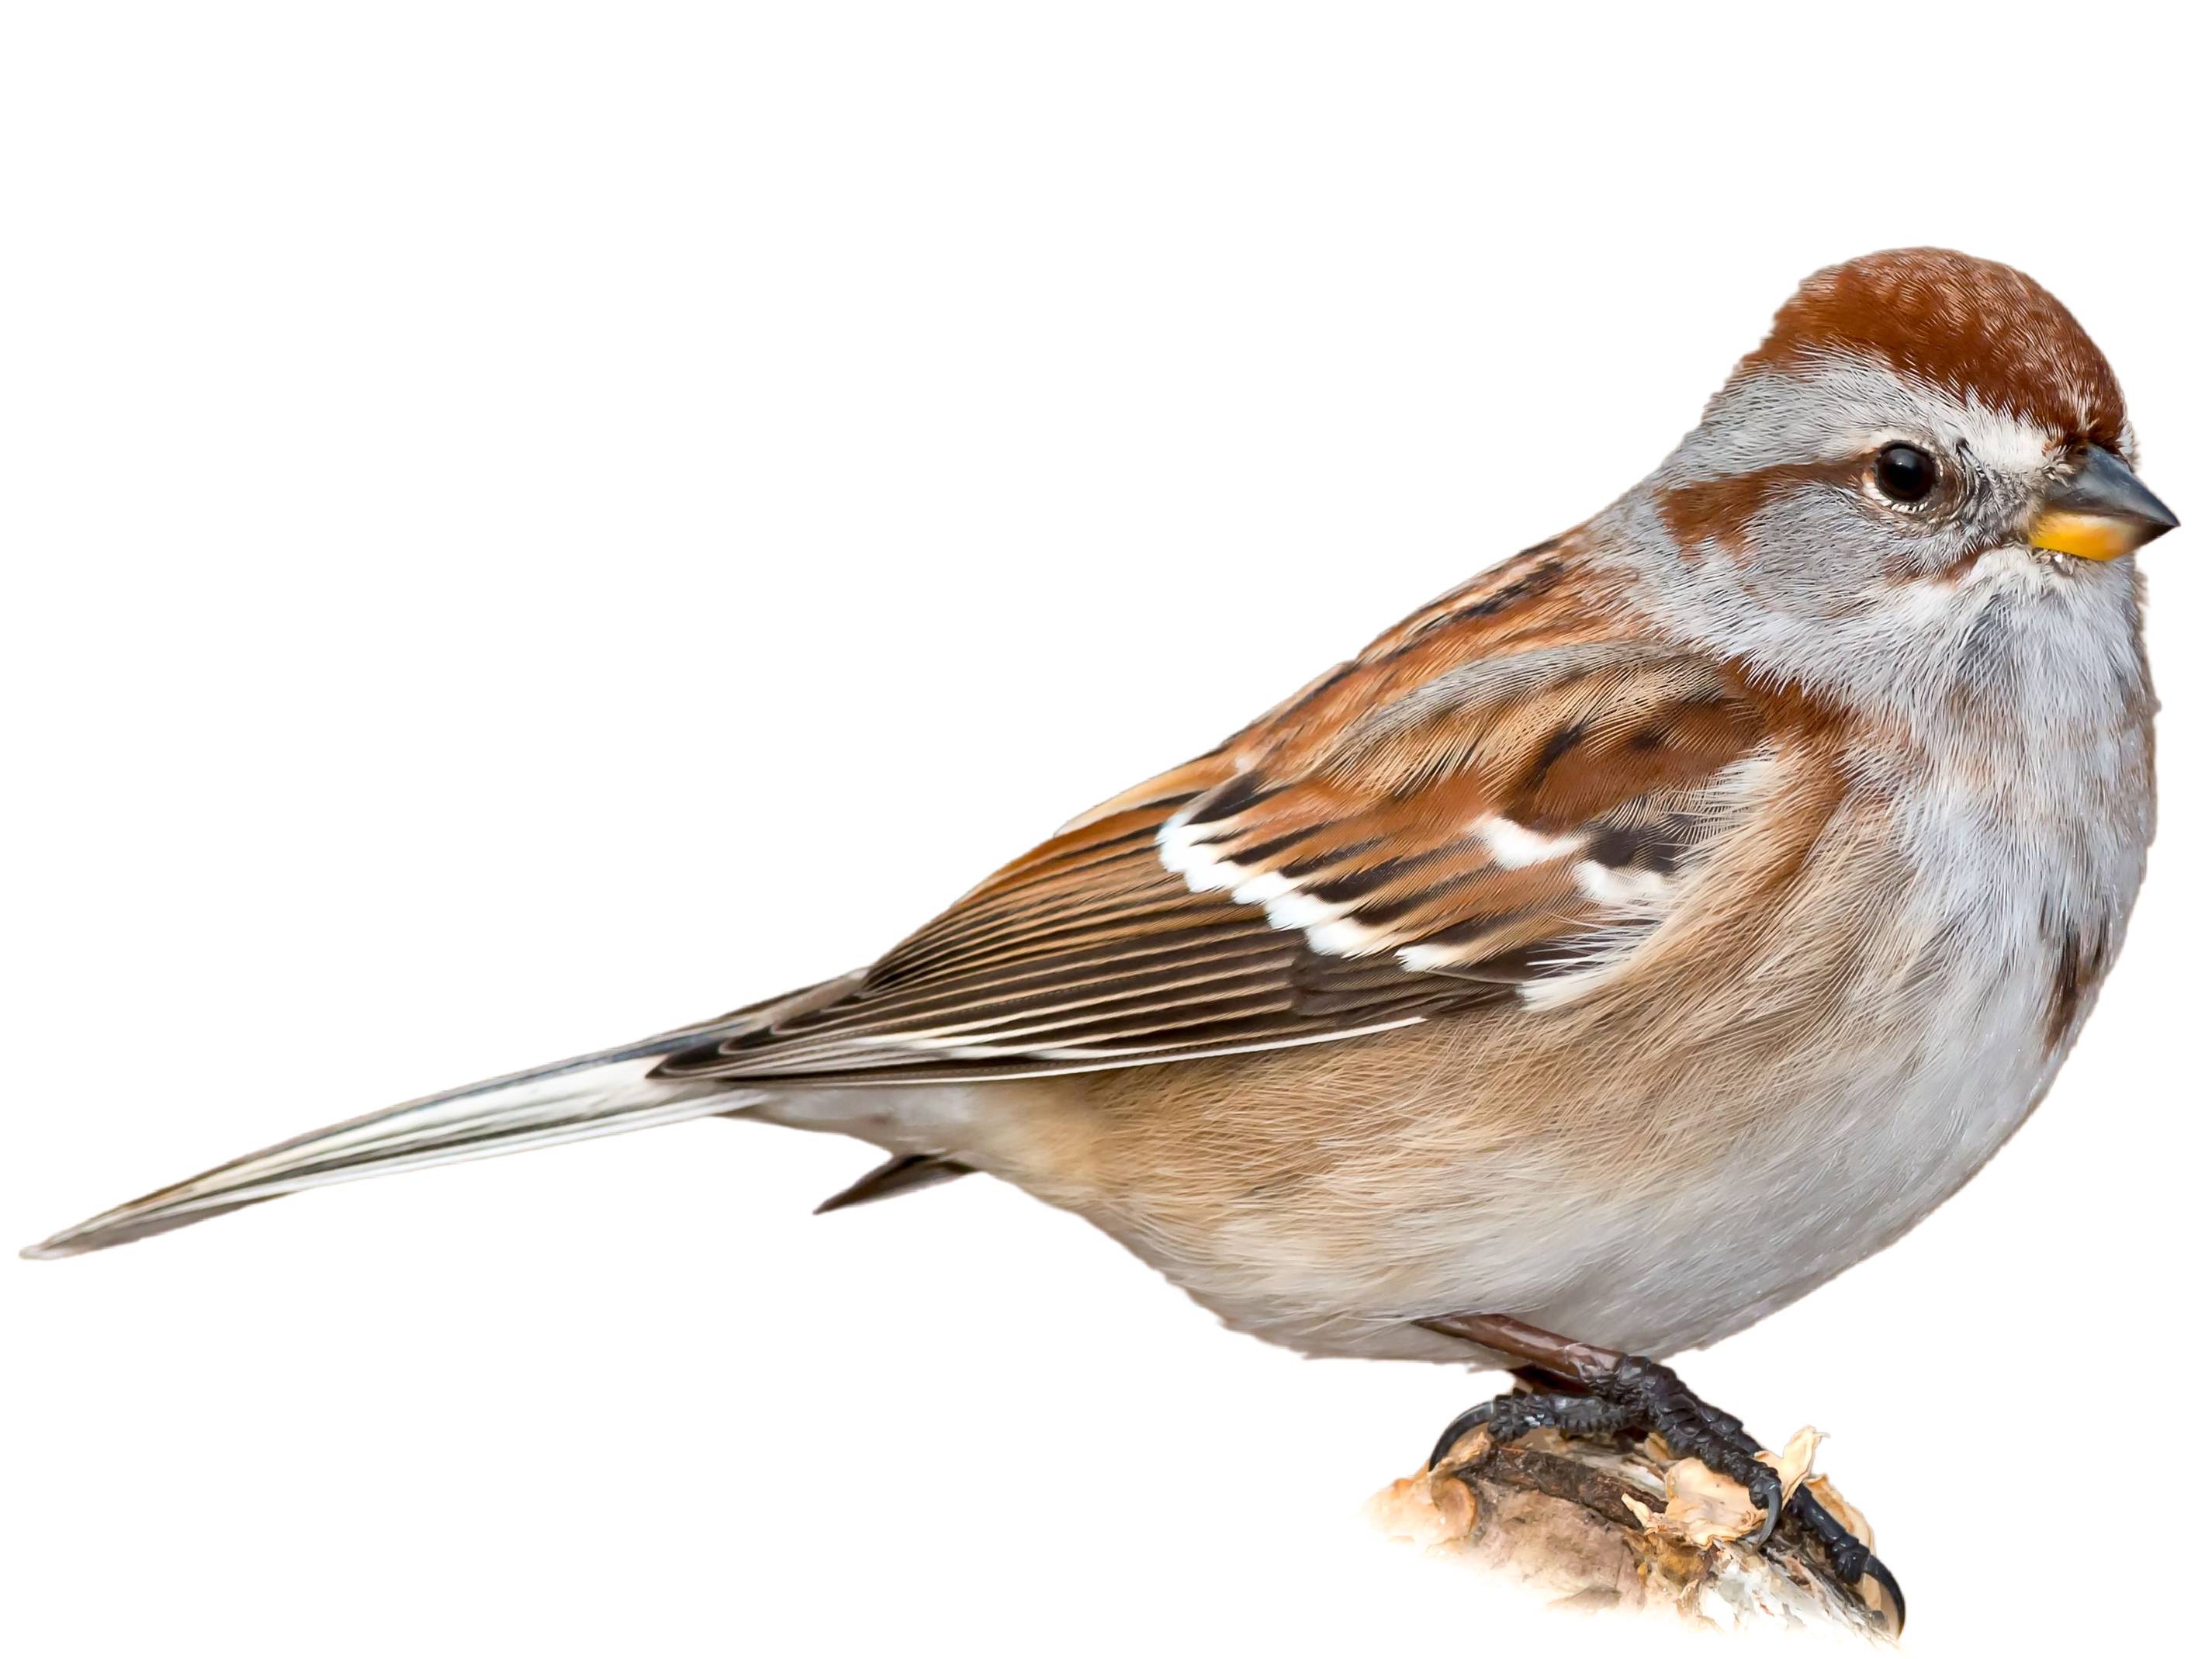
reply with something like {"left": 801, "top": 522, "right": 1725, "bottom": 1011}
{"left": 1425, "top": 1401, "right": 1500, "bottom": 1469}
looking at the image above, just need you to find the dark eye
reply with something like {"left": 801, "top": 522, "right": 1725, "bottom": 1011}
{"left": 1873, "top": 443, "right": 1938, "bottom": 504}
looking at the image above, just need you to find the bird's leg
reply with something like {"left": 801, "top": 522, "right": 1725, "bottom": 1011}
{"left": 1418, "top": 1311, "right": 1903, "bottom": 1628}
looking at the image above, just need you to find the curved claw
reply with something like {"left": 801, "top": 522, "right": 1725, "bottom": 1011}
{"left": 1743, "top": 1470, "right": 1783, "bottom": 1549}
{"left": 1859, "top": 1551, "right": 1907, "bottom": 1633}
{"left": 1424, "top": 1401, "right": 1497, "bottom": 1470}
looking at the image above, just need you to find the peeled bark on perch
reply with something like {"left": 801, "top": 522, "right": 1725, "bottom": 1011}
{"left": 1369, "top": 1423, "right": 1901, "bottom": 1640}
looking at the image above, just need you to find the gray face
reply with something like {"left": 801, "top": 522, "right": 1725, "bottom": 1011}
{"left": 1594, "top": 349, "right": 2150, "bottom": 736}
{"left": 1659, "top": 352, "right": 2099, "bottom": 611}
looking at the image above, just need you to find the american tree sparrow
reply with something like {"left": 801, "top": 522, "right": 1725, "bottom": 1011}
{"left": 30, "top": 249, "right": 2181, "bottom": 1625}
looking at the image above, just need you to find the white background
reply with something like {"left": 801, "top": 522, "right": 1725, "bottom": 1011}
{"left": 5, "top": 5, "right": 2205, "bottom": 1654}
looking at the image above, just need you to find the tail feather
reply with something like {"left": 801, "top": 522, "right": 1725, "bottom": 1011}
{"left": 24, "top": 1027, "right": 773, "bottom": 1260}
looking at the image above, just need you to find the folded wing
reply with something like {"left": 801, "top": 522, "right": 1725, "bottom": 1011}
{"left": 659, "top": 565, "right": 1782, "bottom": 1085}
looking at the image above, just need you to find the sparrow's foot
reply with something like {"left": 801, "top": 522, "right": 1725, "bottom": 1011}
{"left": 1428, "top": 1356, "right": 1782, "bottom": 1545}
{"left": 1418, "top": 1313, "right": 1900, "bottom": 1628}
{"left": 1422, "top": 1378, "right": 1905, "bottom": 1633}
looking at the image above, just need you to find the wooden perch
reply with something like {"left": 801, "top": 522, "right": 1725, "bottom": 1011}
{"left": 1369, "top": 1423, "right": 1901, "bottom": 1640}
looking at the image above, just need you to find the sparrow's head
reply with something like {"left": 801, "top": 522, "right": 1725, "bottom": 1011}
{"left": 1649, "top": 248, "right": 2176, "bottom": 605}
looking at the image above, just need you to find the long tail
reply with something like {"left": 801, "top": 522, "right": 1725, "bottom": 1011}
{"left": 22, "top": 1011, "right": 795, "bottom": 1259}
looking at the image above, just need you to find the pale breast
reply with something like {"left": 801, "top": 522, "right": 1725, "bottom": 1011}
{"left": 1450, "top": 553, "right": 2158, "bottom": 1359}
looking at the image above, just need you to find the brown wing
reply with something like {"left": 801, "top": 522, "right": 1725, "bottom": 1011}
{"left": 656, "top": 546, "right": 1780, "bottom": 1085}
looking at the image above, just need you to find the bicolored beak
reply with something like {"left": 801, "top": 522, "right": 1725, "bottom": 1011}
{"left": 2029, "top": 445, "right": 2179, "bottom": 561}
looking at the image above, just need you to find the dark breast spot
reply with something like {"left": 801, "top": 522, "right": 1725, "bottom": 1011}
{"left": 2043, "top": 920, "right": 2113, "bottom": 1055}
